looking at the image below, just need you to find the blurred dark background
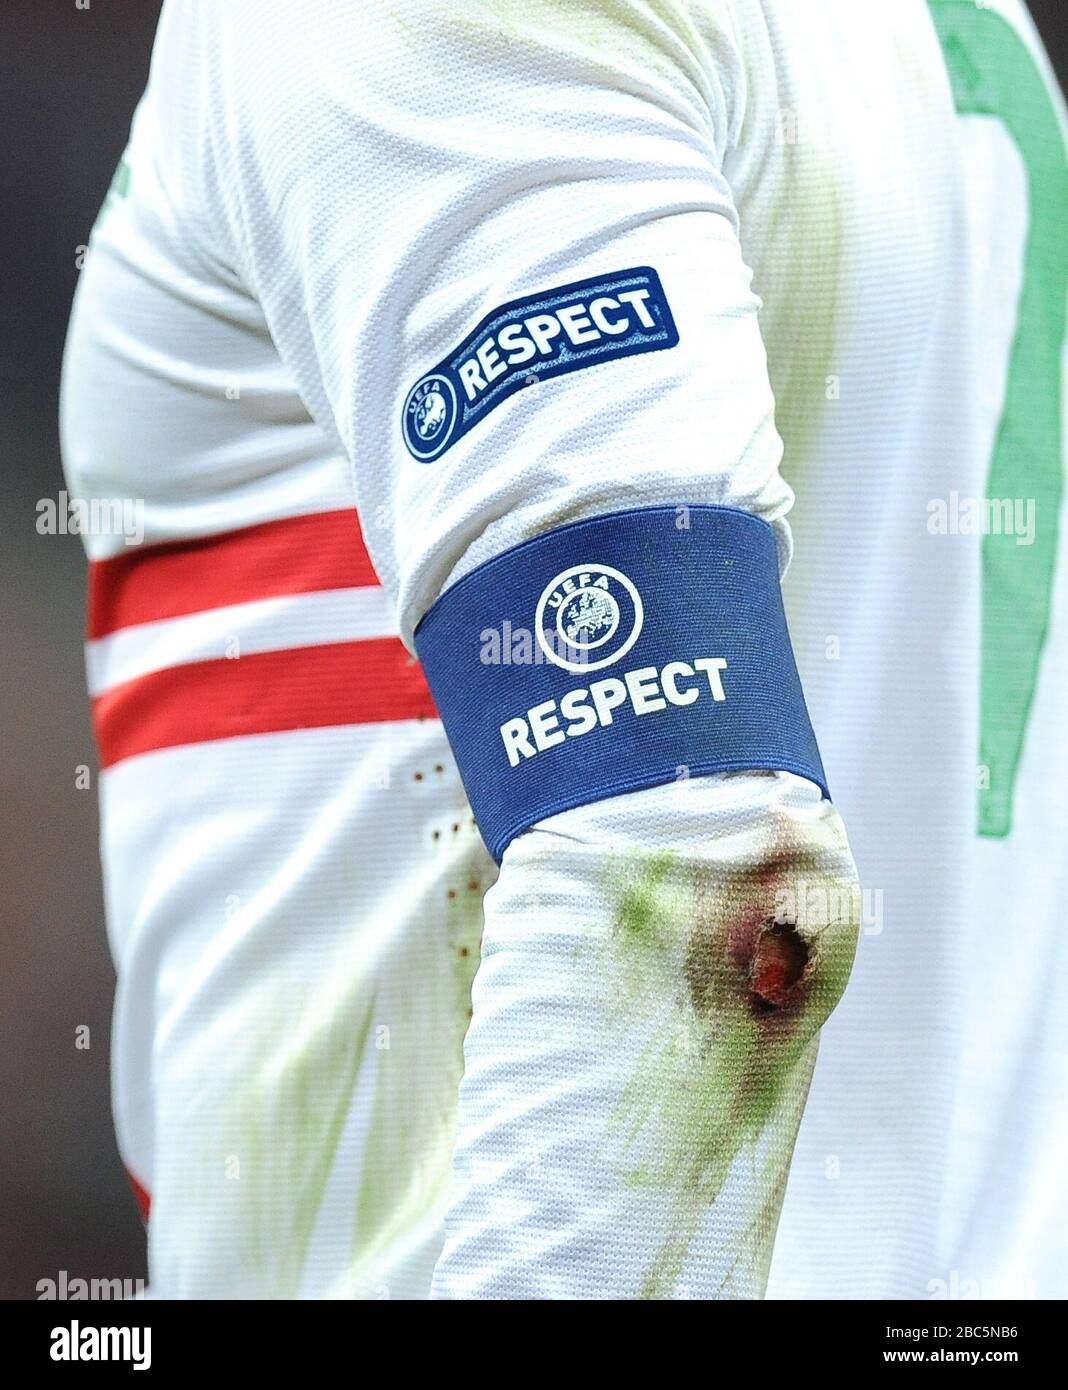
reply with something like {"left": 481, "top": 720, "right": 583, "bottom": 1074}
{"left": 1, "top": 0, "right": 1065, "bottom": 1301}
{"left": 2, "top": 0, "right": 164, "bottom": 1300}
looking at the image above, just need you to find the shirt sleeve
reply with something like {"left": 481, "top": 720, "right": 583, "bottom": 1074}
{"left": 181, "top": 0, "right": 860, "bottom": 1298}
{"left": 186, "top": 0, "right": 793, "bottom": 636}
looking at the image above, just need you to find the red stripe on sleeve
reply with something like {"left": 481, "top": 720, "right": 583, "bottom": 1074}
{"left": 92, "top": 638, "right": 438, "bottom": 768}
{"left": 88, "top": 509, "right": 380, "bottom": 639}
{"left": 126, "top": 1169, "right": 151, "bottom": 1225}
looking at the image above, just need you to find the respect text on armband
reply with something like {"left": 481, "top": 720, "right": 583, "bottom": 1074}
{"left": 500, "top": 656, "right": 728, "bottom": 768}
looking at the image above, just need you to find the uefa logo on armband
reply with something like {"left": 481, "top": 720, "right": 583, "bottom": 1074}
{"left": 535, "top": 564, "right": 644, "bottom": 673}
{"left": 403, "top": 373, "right": 458, "bottom": 461}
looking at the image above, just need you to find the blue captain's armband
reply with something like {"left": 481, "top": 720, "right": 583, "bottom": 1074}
{"left": 414, "top": 506, "right": 828, "bottom": 864}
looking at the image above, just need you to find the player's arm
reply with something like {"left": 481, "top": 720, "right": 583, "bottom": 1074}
{"left": 199, "top": 0, "right": 861, "bottom": 1298}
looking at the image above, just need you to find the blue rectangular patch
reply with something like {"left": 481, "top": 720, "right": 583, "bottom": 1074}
{"left": 401, "top": 267, "right": 679, "bottom": 461}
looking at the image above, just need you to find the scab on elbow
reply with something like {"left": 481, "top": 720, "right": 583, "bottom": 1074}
{"left": 686, "top": 848, "right": 861, "bottom": 1041}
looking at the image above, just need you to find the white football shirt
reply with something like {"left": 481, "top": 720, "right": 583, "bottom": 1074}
{"left": 61, "top": 0, "right": 1068, "bottom": 1299}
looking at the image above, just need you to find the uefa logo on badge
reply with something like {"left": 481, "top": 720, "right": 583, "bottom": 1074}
{"left": 403, "top": 373, "right": 458, "bottom": 461}
{"left": 535, "top": 564, "right": 644, "bottom": 672}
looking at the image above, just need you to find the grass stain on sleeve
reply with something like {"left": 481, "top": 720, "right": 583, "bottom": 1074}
{"left": 595, "top": 839, "right": 858, "bottom": 1298}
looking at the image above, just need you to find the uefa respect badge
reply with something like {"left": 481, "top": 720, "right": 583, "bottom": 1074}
{"left": 401, "top": 268, "right": 679, "bottom": 462}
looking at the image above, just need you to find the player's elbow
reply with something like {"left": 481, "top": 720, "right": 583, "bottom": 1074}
{"left": 609, "top": 801, "right": 861, "bottom": 1048}
{"left": 686, "top": 821, "right": 861, "bottom": 1043}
